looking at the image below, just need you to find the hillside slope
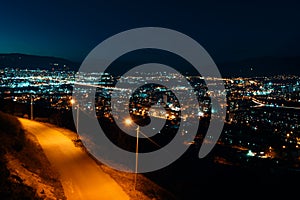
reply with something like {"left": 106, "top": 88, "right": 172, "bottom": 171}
{"left": 0, "top": 111, "right": 66, "bottom": 200}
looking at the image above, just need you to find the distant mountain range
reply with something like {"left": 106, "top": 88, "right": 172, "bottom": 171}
{"left": 0, "top": 53, "right": 79, "bottom": 71}
{"left": 0, "top": 53, "right": 299, "bottom": 78}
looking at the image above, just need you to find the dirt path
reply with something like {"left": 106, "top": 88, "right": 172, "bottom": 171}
{"left": 18, "top": 118, "right": 130, "bottom": 200}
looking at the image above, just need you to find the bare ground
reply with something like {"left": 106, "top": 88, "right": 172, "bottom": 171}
{"left": 1, "top": 130, "right": 66, "bottom": 200}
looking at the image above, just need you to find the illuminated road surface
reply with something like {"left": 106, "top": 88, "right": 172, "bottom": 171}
{"left": 18, "top": 118, "right": 130, "bottom": 200}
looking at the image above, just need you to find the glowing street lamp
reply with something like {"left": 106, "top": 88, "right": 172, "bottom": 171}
{"left": 125, "top": 118, "right": 132, "bottom": 126}
{"left": 70, "top": 99, "right": 75, "bottom": 105}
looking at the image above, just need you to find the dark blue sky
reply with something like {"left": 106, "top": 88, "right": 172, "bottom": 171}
{"left": 0, "top": 0, "right": 299, "bottom": 63}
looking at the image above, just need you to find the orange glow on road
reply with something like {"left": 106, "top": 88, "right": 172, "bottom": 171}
{"left": 18, "top": 118, "right": 129, "bottom": 200}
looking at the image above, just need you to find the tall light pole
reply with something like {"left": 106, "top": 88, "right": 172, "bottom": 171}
{"left": 30, "top": 94, "right": 33, "bottom": 120}
{"left": 124, "top": 118, "right": 139, "bottom": 190}
{"left": 134, "top": 125, "right": 139, "bottom": 190}
{"left": 76, "top": 105, "right": 79, "bottom": 137}
{"left": 70, "top": 99, "right": 79, "bottom": 141}
{"left": 124, "top": 118, "right": 162, "bottom": 190}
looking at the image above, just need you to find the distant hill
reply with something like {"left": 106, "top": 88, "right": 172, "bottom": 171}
{"left": 0, "top": 53, "right": 80, "bottom": 71}
{"left": 218, "top": 56, "right": 300, "bottom": 78}
{"left": 102, "top": 49, "right": 300, "bottom": 78}
{"left": 0, "top": 53, "right": 299, "bottom": 78}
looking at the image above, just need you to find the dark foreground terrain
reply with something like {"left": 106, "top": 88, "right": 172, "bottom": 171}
{"left": 0, "top": 111, "right": 66, "bottom": 200}
{"left": 144, "top": 145, "right": 300, "bottom": 199}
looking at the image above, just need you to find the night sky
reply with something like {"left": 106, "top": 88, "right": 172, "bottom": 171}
{"left": 0, "top": 0, "right": 299, "bottom": 63}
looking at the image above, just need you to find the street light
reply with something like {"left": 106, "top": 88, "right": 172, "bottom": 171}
{"left": 70, "top": 99, "right": 75, "bottom": 105}
{"left": 30, "top": 94, "right": 33, "bottom": 120}
{"left": 124, "top": 117, "right": 139, "bottom": 190}
{"left": 124, "top": 118, "right": 132, "bottom": 126}
{"left": 70, "top": 99, "right": 80, "bottom": 141}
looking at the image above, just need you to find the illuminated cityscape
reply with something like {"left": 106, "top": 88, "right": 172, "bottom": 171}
{"left": 1, "top": 1, "right": 300, "bottom": 199}
{"left": 1, "top": 67, "right": 300, "bottom": 168}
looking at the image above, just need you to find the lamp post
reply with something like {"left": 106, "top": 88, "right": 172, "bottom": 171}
{"left": 134, "top": 125, "right": 139, "bottom": 190}
{"left": 124, "top": 118, "right": 139, "bottom": 190}
{"left": 70, "top": 99, "right": 79, "bottom": 141}
{"left": 30, "top": 94, "right": 33, "bottom": 120}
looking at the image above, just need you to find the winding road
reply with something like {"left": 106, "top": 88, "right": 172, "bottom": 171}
{"left": 18, "top": 118, "right": 130, "bottom": 200}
